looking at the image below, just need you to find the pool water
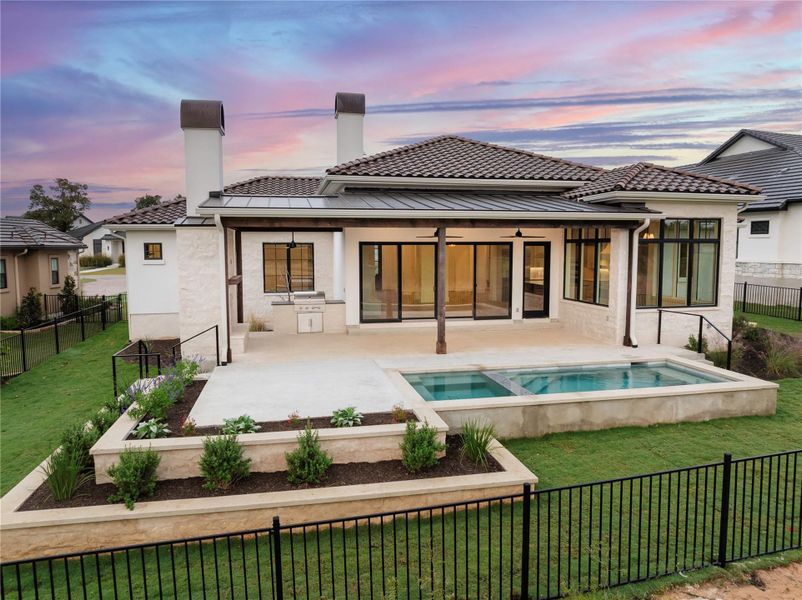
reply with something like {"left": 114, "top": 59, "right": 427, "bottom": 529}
{"left": 404, "top": 362, "right": 727, "bottom": 401}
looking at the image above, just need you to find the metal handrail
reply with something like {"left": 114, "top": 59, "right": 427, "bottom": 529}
{"left": 169, "top": 324, "right": 220, "bottom": 366}
{"left": 656, "top": 308, "right": 733, "bottom": 370}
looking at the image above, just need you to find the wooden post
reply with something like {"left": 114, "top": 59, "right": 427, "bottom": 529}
{"left": 436, "top": 227, "right": 447, "bottom": 354}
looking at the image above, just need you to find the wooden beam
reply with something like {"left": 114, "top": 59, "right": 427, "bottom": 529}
{"left": 436, "top": 227, "right": 447, "bottom": 354}
{"left": 221, "top": 217, "right": 644, "bottom": 230}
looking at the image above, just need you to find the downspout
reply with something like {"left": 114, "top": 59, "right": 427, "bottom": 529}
{"left": 214, "top": 214, "right": 231, "bottom": 364}
{"left": 627, "top": 218, "right": 650, "bottom": 348}
{"left": 13, "top": 249, "right": 28, "bottom": 310}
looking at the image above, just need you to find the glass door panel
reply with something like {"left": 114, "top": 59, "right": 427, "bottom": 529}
{"left": 446, "top": 245, "right": 474, "bottom": 318}
{"left": 360, "top": 244, "right": 399, "bottom": 321}
{"left": 400, "top": 244, "right": 435, "bottom": 319}
{"left": 475, "top": 244, "right": 511, "bottom": 318}
{"left": 523, "top": 243, "right": 550, "bottom": 318}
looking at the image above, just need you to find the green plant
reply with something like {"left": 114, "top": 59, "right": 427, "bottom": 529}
{"left": 0, "top": 314, "right": 20, "bottom": 330}
{"left": 287, "top": 410, "right": 301, "bottom": 427}
{"left": 400, "top": 421, "right": 445, "bottom": 473}
{"left": 128, "top": 385, "right": 175, "bottom": 421}
{"left": 174, "top": 359, "right": 200, "bottom": 387}
{"left": 248, "top": 314, "right": 266, "bottom": 332}
{"left": 460, "top": 419, "right": 496, "bottom": 467}
{"left": 391, "top": 403, "right": 407, "bottom": 423}
{"left": 285, "top": 425, "right": 332, "bottom": 485}
{"left": 199, "top": 435, "right": 251, "bottom": 491}
{"left": 41, "top": 448, "right": 92, "bottom": 501}
{"left": 761, "top": 335, "right": 802, "bottom": 379}
{"left": 90, "top": 407, "right": 116, "bottom": 434}
{"left": 181, "top": 418, "right": 197, "bottom": 436}
{"left": 118, "top": 254, "right": 125, "bottom": 268}
{"left": 330, "top": 406, "right": 363, "bottom": 427}
{"left": 18, "top": 288, "right": 43, "bottom": 327}
{"left": 59, "top": 422, "right": 101, "bottom": 471}
{"left": 58, "top": 275, "right": 79, "bottom": 314}
{"left": 222, "top": 414, "right": 261, "bottom": 434}
{"left": 107, "top": 448, "right": 160, "bottom": 510}
{"left": 134, "top": 418, "right": 171, "bottom": 439}
{"left": 79, "top": 255, "right": 113, "bottom": 268}
{"left": 685, "top": 334, "right": 708, "bottom": 354}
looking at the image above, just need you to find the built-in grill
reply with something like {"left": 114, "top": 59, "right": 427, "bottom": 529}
{"left": 292, "top": 291, "right": 325, "bottom": 333}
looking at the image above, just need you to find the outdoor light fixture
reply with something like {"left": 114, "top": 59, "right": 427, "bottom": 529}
{"left": 288, "top": 231, "right": 297, "bottom": 249}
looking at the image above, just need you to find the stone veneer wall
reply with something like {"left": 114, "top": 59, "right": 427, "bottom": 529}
{"left": 736, "top": 261, "right": 802, "bottom": 280}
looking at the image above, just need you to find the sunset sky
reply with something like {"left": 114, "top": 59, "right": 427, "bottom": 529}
{"left": 1, "top": 1, "right": 800, "bottom": 220}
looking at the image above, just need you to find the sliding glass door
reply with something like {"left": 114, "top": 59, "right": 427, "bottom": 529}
{"left": 401, "top": 244, "right": 436, "bottom": 319}
{"left": 475, "top": 244, "right": 512, "bottom": 318}
{"left": 523, "top": 242, "right": 550, "bottom": 318}
{"left": 360, "top": 244, "right": 399, "bottom": 322}
{"left": 445, "top": 244, "right": 474, "bottom": 318}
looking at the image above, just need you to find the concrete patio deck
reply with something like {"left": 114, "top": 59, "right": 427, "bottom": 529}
{"left": 188, "top": 322, "right": 702, "bottom": 426}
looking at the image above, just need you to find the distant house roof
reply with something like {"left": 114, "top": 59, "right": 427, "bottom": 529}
{"left": 562, "top": 162, "right": 761, "bottom": 200}
{"left": 106, "top": 197, "right": 188, "bottom": 226}
{"left": 224, "top": 175, "right": 322, "bottom": 195}
{"left": 1, "top": 217, "right": 86, "bottom": 250}
{"left": 68, "top": 221, "right": 106, "bottom": 239}
{"left": 326, "top": 135, "right": 604, "bottom": 182}
{"left": 682, "top": 130, "right": 802, "bottom": 212}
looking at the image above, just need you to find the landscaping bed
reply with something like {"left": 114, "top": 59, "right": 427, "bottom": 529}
{"left": 21, "top": 436, "right": 499, "bottom": 511}
{"left": 129, "top": 379, "right": 417, "bottom": 439}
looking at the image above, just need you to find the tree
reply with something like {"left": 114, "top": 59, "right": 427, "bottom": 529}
{"left": 134, "top": 194, "right": 162, "bottom": 210}
{"left": 58, "top": 275, "right": 79, "bottom": 314}
{"left": 24, "top": 179, "right": 91, "bottom": 232}
{"left": 18, "top": 288, "right": 43, "bottom": 327}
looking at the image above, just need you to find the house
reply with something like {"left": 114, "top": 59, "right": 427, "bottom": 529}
{"left": 69, "top": 217, "right": 126, "bottom": 263}
{"left": 106, "top": 94, "right": 763, "bottom": 361}
{"left": 0, "top": 217, "right": 85, "bottom": 317}
{"left": 683, "top": 130, "right": 802, "bottom": 286}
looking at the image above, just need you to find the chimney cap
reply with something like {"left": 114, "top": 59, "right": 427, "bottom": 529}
{"left": 180, "top": 99, "right": 225, "bottom": 134}
{"left": 335, "top": 92, "right": 365, "bottom": 117}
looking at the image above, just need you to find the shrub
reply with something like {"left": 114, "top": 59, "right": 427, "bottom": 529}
{"left": 330, "top": 407, "right": 363, "bottom": 427}
{"left": 182, "top": 418, "right": 197, "bottom": 436}
{"left": 107, "top": 448, "right": 161, "bottom": 510}
{"left": 287, "top": 410, "right": 301, "bottom": 427}
{"left": 460, "top": 420, "right": 496, "bottom": 468}
{"left": 134, "top": 418, "right": 171, "bottom": 439}
{"left": 684, "top": 334, "right": 708, "bottom": 354}
{"left": 174, "top": 359, "right": 200, "bottom": 387}
{"left": 118, "top": 254, "right": 125, "bottom": 268}
{"left": 79, "top": 255, "right": 112, "bottom": 268}
{"left": 0, "top": 314, "right": 20, "bottom": 330}
{"left": 391, "top": 403, "right": 407, "bottom": 423}
{"left": 400, "top": 421, "right": 445, "bottom": 473}
{"left": 58, "top": 275, "right": 79, "bottom": 314}
{"left": 128, "top": 385, "right": 174, "bottom": 420}
{"left": 59, "top": 422, "right": 101, "bottom": 471}
{"left": 222, "top": 414, "right": 261, "bottom": 434}
{"left": 248, "top": 314, "right": 267, "bottom": 332}
{"left": 761, "top": 334, "right": 802, "bottom": 379}
{"left": 41, "top": 448, "right": 92, "bottom": 501}
{"left": 18, "top": 288, "right": 43, "bottom": 327}
{"left": 91, "top": 407, "right": 117, "bottom": 434}
{"left": 286, "top": 425, "right": 332, "bottom": 485}
{"left": 200, "top": 435, "right": 251, "bottom": 491}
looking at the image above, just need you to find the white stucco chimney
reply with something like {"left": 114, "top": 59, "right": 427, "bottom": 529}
{"left": 335, "top": 92, "right": 365, "bottom": 164}
{"left": 180, "top": 100, "right": 225, "bottom": 216}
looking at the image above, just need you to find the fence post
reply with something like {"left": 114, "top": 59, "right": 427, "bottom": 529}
{"left": 657, "top": 310, "right": 662, "bottom": 344}
{"left": 717, "top": 453, "right": 733, "bottom": 566}
{"left": 742, "top": 282, "right": 748, "bottom": 312}
{"left": 797, "top": 287, "right": 801, "bottom": 322}
{"left": 698, "top": 316, "right": 704, "bottom": 354}
{"left": 54, "top": 317, "right": 60, "bottom": 354}
{"left": 215, "top": 324, "right": 220, "bottom": 366}
{"left": 117, "top": 294, "right": 123, "bottom": 322}
{"left": 272, "top": 516, "right": 284, "bottom": 600}
{"left": 112, "top": 357, "right": 118, "bottom": 399}
{"left": 20, "top": 328, "right": 27, "bottom": 372}
{"left": 79, "top": 308, "right": 86, "bottom": 341}
{"left": 520, "top": 483, "right": 531, "bottom": 600}
{"left": 726, "top": 339, "right": 732, "bottom": 371}
{"left": 101, "top": 298, "right": 107, "bottom": 331}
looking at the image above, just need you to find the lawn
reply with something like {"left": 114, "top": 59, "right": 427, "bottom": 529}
{"left": 735, "top": 311, "right": 802, "bottom": 336}
{"left": 505, "top": 378, "right": 801, "bottom": 489}
{"left": 0, "top": 322, "right": 136, "bottom": 496}
{"left": 80, "top": 266, "right": 126, "bottom": 276}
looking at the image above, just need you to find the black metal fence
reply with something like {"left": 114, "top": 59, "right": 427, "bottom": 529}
{"left": 735, "top": 281, "right": 802, "bottom": 321}
{"left": 0, "top": 296, "right": 126, "bottom": 379}
{"left": 42, "top": 292, "right": 127, "bottom": 320}
{"left": 1, "top": 449, "right": 799, "bottom": 599}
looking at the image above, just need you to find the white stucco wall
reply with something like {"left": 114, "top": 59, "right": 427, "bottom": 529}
{"left": 79, "top": 226, "right": 124, "bottom": 261}
{"left": 240, "top": 231, "right": 335, "bottom": 328}
{"left": 125, "top": 229, "right": 179, "bottom": 339}
{"left": 736, "top": 206, "right": 802, "bottom": 270}
{"left": 716, "top": 135, "right": 776, "bottom": 158}
{"left": 634, "top": 201, "right": 739, "bottom": 348}
{"left": 343, "top": 227, "right": 565, "bottom": 327}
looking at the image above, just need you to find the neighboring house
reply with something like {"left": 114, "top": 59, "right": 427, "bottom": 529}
{"left": 106, "top": 94, "right": 763, "bottom": 361}
{"left": 71, "top": 213, "right": 94, "bottom": 229}
{"left": 69, "top": 219, "right": 126, "bottom": 262}
{"left": 683, "top": 129, "right": 802, "bottom": 286}
{"left": 0, "top": 217, "right": 85, "bottom": 317}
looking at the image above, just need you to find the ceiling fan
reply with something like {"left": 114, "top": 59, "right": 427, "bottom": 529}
{"left": 415, "top": 229, "right": 464, "bottom": 239}
{"left": 500, "top": 228, "right": 545, "bottom": 239}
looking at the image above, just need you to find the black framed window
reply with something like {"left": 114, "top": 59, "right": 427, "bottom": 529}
{"left": 144, "top": 243, "right": 163, "bottom": 260}
{"left": 93, "top": 239, "right": 103, "bottom": 255}
{"left": 750, "top": 220, "right": 769, "bottom": 235}
{"left": 563, "top": 226, "right": 611, "bottom": 306}
{"left": 636, "top": 219, "right": 720, "bottom": 308}
{"left": 0, "top": 259, "right": 7, "bottom": 289}
{"left": 263, "top": 243, "right": 314, "bottom": 293}
{"left": 50, "top": 257, "right": 59, "bottom": 285}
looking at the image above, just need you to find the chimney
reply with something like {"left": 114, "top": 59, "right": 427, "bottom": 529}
{"left": 180, "top": 100, "right": 225, "bottom": 216}
{"left": 335, "top": 92, "right": 365, "bottom": 164}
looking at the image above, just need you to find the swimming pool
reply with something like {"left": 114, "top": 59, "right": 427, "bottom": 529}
{"left": 404, "top": 361, "right": 728, "bottom": 401}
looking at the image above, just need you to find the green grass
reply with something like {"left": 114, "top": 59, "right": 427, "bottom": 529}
{"left": 735, "top": 311, "right": 802, "bottom": 336}
{"left": 0, "top": 322, "right": 137, "bottom": 496}
{"left": 505, "top": 378, "right": 801, "bottom": 489}
{"left": 80, "top": 266, "right": 126, "bottom": 276}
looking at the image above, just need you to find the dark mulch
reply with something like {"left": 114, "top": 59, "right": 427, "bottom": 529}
{"left": 20, "top": 436, "right": 501, "bottom": 511}
{"left": 130, "top": 380, "right": 417, "bottom": 439}
{"left": 117, "top": 338, "right": 180, "bottom": 367}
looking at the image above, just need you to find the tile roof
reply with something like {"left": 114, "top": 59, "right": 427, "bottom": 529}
{"left": 326, "top": 135, "right": 604, "bottom": 181}
{"left": 0, "top": 217, "right": 86, "bottom": 249}
{"left": 224, "top": 175, "right": 322, "bottom": 195}
{"left": 68, "top": 221, "right": 106, "bottom": 239}
{"left": 701, "top": 129, "right": 802, "bottom": 164}
{"left": 562, "top": 162, "right": 761, "bottom": 200}
{"left": 683, "top": 130, "right": 802, "bottom": 212}
{"left": 106, "top": 197, "right": 187, "bottom": 225}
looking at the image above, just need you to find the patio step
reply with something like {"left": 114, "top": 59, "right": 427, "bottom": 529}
{"left": 230, "top": 323, "right": 249, "bottom": 355}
